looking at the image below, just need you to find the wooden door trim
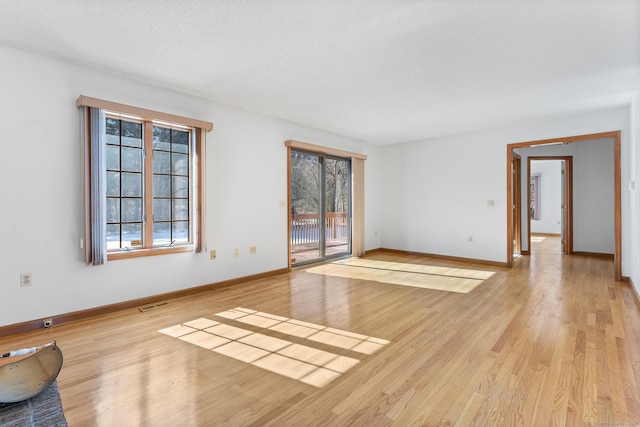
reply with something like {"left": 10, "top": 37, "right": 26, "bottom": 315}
{"left": 512, "top": 154, "right": 522, "bottom": 256}
{"left": 506, "top": 131, "right": 621, "bottom": 280}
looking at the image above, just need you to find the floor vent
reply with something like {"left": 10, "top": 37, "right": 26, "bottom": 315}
{"left": 139, "top": 302, "right": 169, "bottom": 313}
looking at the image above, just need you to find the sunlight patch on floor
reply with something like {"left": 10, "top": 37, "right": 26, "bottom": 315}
{"left": 159, "top": 307, "right": 390, "bottom": 387}
{"left": 304, "top": 258, "right": 494, "bottom": 293}
{"left": 531, "top": 236, "right": 547, "bottom": 242}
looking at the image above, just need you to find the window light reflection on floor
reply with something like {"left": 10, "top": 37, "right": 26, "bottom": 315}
{"left": 158, "top": 307, "right": 390, "bottom": 387}
{"left": 305, "top": 258, "right": 495, "bottom": 294}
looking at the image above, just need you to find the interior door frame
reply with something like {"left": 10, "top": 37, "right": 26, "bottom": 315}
{"left": 527, "top": 156, "right": 573, "bottom": 255}
{"left": 512, "top": 153, "right": 522, "bottom": 256}
{"left": 506, "top": 131, "right": 621, "bottom": 280}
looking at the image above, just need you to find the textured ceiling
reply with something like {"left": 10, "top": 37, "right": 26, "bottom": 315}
{"left": 0, "top": 0, "right": 638, "bottom": 144}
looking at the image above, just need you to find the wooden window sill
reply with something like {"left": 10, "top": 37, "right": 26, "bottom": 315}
{"left": 107, "top": 245, "right": 194, "bottom": 260}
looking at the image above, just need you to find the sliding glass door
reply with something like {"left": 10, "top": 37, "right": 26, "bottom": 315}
{"left": 323, "top": 157, "right": 350, "bottom": 259}
{"left": 290, "top": 151, "right": 322, "bottom": 262}
{"left": 290, "top": 149, "right": 351, "bottom": 265}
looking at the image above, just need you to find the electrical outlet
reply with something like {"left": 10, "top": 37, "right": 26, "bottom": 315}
{"left": 42, "top": 318, "right": 53, "bottom": 328}
{"left": 234, "top": 248, "right": 240, "bottom": 257}
{"left": 249, "top": 246, "right": 256, "bottom": 255}
{"left": 20, "top": 273, "right": 32, "bottom": 287}
{"left": 210, "top": 250, "right": 216, "bottom": 260}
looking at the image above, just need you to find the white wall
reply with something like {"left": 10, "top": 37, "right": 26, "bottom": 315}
{"left": 381, "top": 135, "right": 506, "bottom": 261}
{"left": 530, "top": 160, "right": 562, "bottom": 235}
{"left": 381, "top": 108, "right": 630, "bottom": 265}
{"left": 517, "top": 139, "right": 615, "bottom": 254}
{"left": 0, "top": 45, "right": 382, "bottom": 327}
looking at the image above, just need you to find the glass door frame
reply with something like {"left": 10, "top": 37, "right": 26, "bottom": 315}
{"left": 323, "top": 154, "right": 352, "bottom": 262}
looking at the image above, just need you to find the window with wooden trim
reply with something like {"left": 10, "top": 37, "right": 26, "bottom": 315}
{"left": 78, "top": 96, "right": 212, "bottom": 263}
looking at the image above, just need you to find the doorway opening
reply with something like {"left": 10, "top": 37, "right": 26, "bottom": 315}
{"left": 506, "top": 131, "right": 621, "bottom": 280}
{"left": 289, "top": 149, "right": 352, "bottom": 266}
{"left": 527, "top": 158, "right": 573, "bottom": 256}
{"left": 511, "top": 153, "right": 522, "bottom": 257}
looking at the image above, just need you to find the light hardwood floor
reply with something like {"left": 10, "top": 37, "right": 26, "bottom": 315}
{"left": 1, "top": 246, "right": 639, "bottom": 426}
{"left": 530, "top": 233, "right": 563, "bottom": 255}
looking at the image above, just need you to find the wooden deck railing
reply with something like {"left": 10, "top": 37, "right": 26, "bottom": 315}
{"left": 291, "top": 212, "right": 348, "bottom": 244}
